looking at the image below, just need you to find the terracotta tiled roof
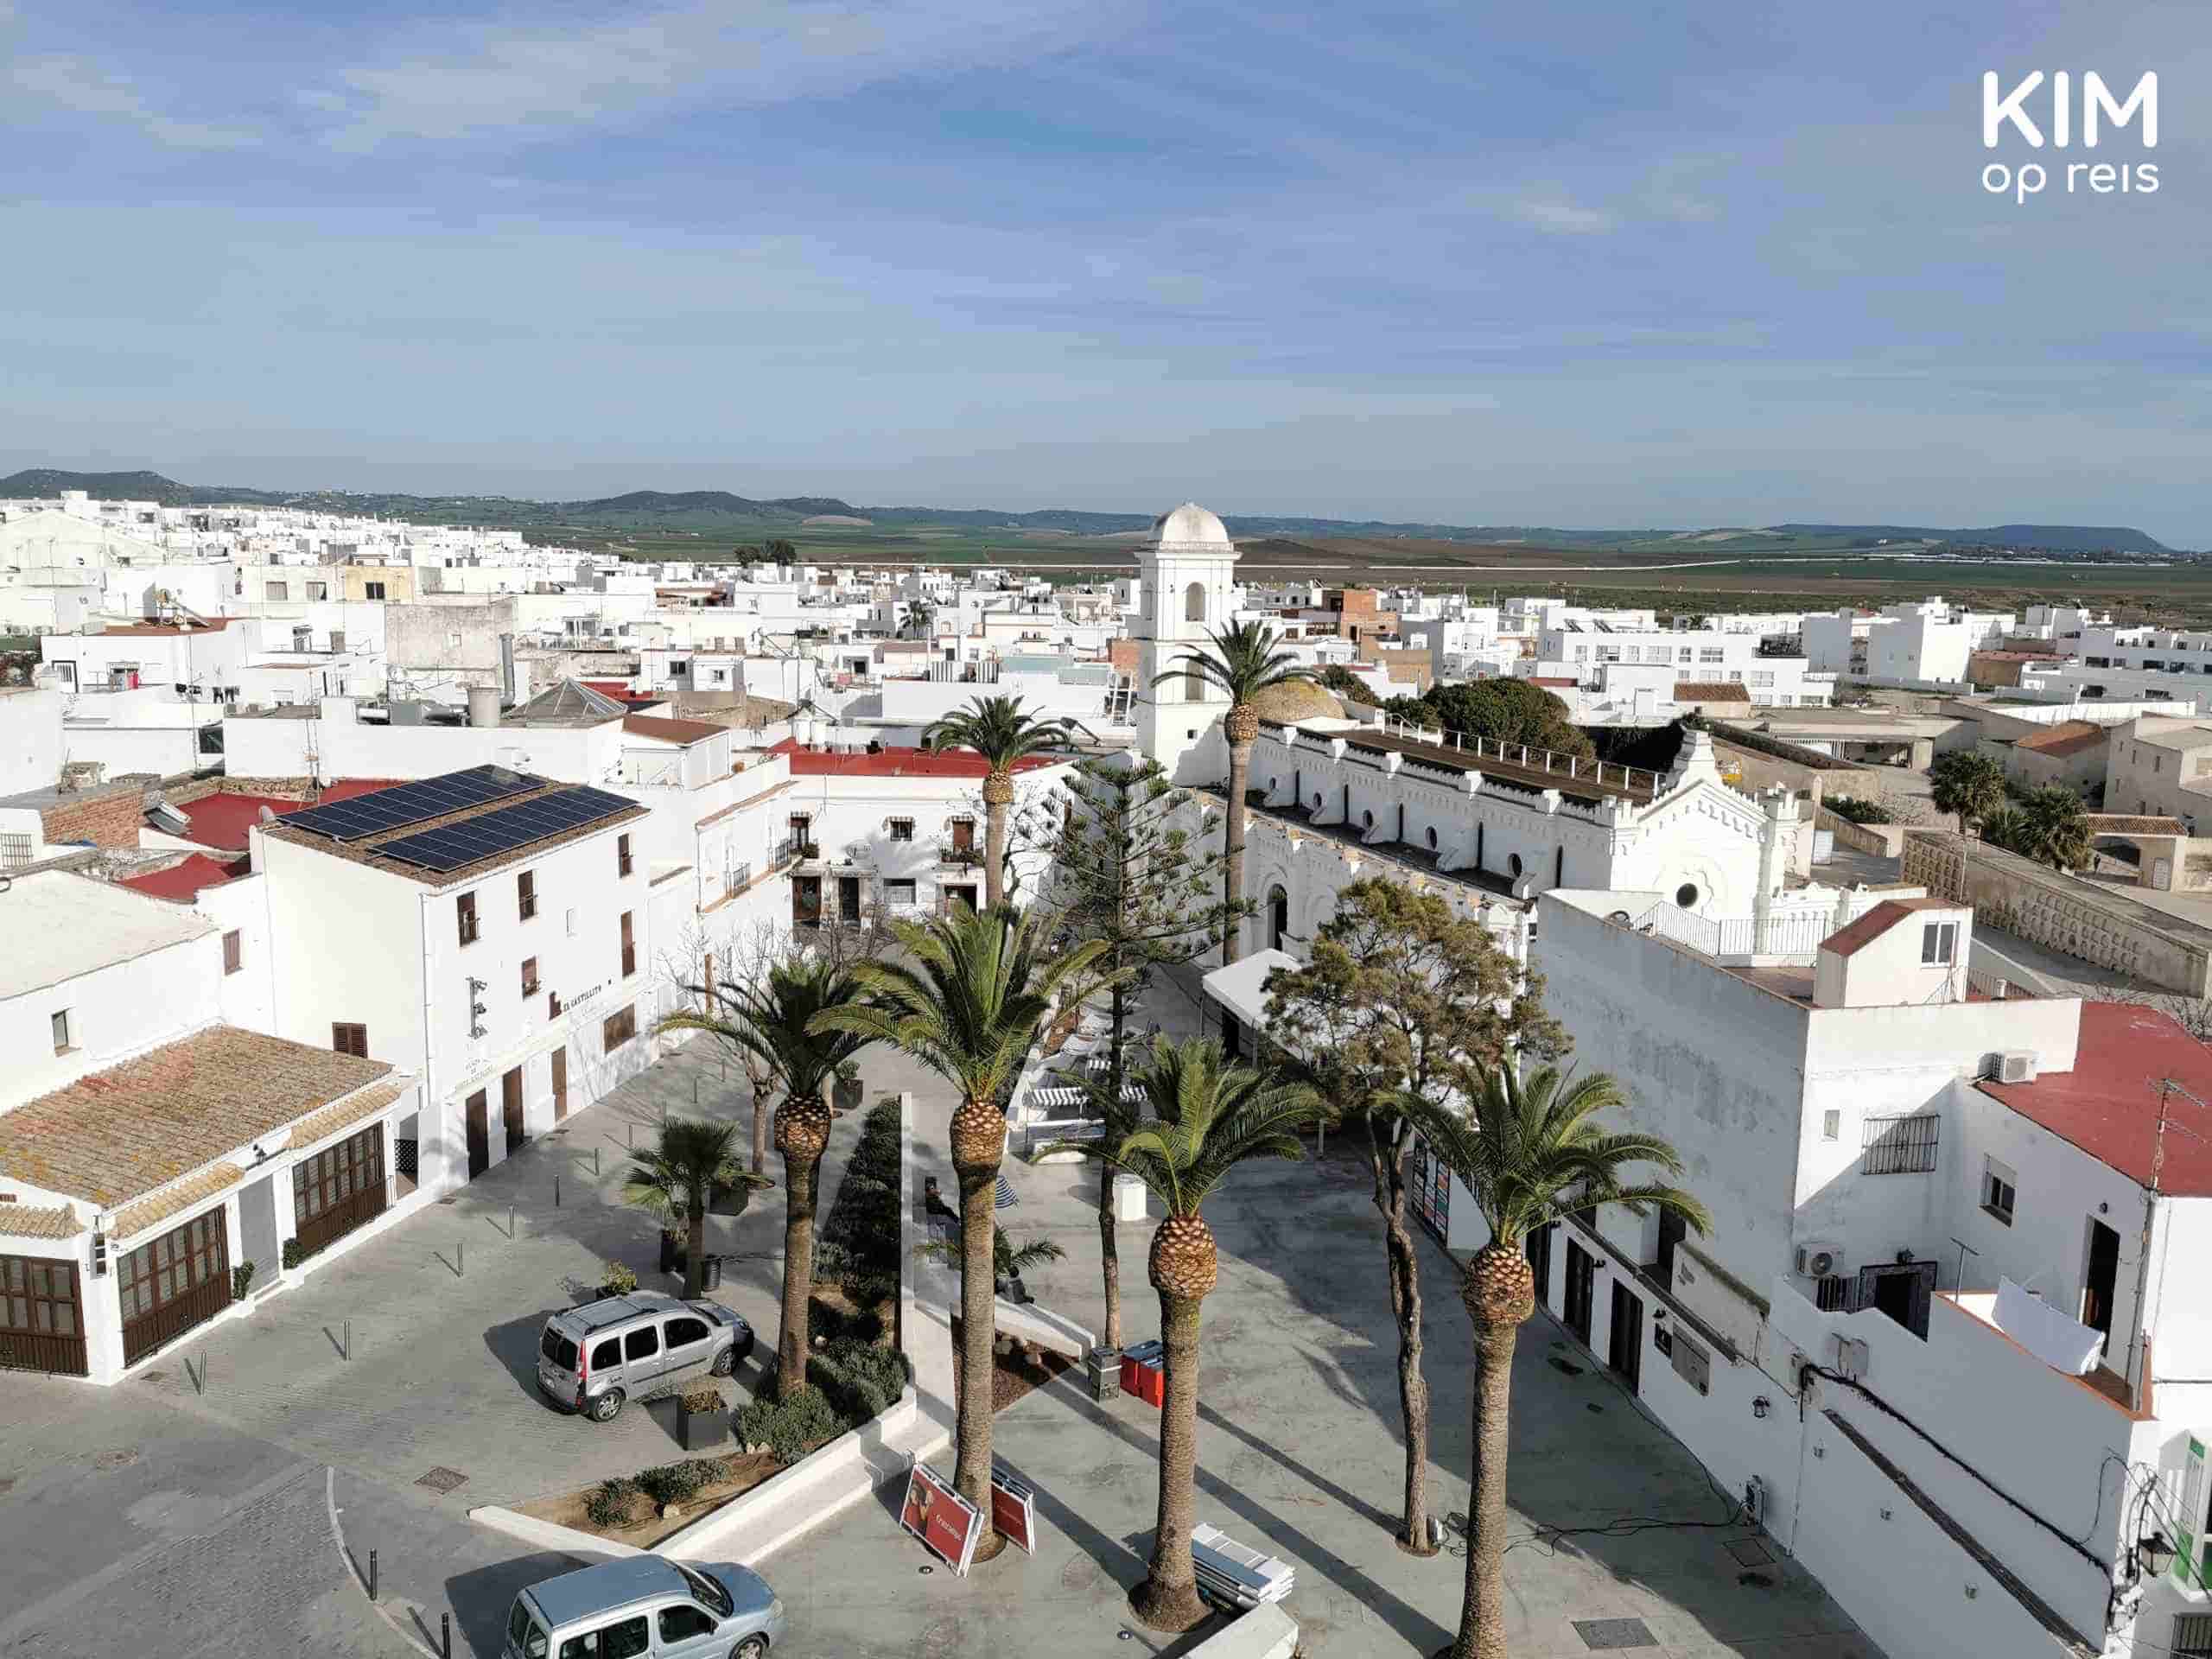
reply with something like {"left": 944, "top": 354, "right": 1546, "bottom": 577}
{"left": 1819, "top": 894, "right": 1956, "bottom": 960}
{"left": 621, "top": 714, "right": 727, "bottom": 745}
{"left": 112, "top": 1163, "right": 243, "bottom": 1243}
{"left": 2083, "top": 814, "right": 2189, "bottom": 836}
{"left": 0, "top": 1027, "right": 391, "bottom": 1208}
{"left": 2013, "top": 721, "right": 2108, "bottom": 758}
{"left": 0, "top": 1201, "right": 83, "bottom": 1241}
{"left": 1673, "top": 682, "right": 1752, "bottom": 702}
{"left": 92, "top": 619, "right": 238, "bottom": 637}
{"left": 290, "top": 1078, "right": 409, "bottom": 1152}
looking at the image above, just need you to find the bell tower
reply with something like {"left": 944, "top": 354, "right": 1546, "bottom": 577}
{"left": 1135, "top": 501, "right": 1240, "bottom": 785}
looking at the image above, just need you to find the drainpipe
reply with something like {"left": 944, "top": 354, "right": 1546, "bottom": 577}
{"left": 419, "top": 889, "right": 439, "bottom": 1190}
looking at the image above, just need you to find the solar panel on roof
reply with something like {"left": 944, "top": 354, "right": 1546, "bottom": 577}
{"left": 376, "top": 786, "right": 636, "bottom": 874}
{"left": 284, "top": 765, "right": 535, "bottom": 842}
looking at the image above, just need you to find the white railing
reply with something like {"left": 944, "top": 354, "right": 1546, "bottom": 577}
{"left": 1378, "top": 717, "right": 1661, "bottom": 796}
{"left": 1632, "top": 901, "right": 1831, "bottom": 965}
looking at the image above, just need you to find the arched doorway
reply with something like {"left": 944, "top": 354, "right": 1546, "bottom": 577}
{"left": 1185, "top": 581, "right": 1207, "bottom": 623}
{"left": 1268, "top": 885, "right": 1291, "bottom": 953}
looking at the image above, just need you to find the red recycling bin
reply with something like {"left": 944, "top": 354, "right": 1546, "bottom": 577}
{"left": 1120, "top": 1339, "right": 1166, "bottom": 1408}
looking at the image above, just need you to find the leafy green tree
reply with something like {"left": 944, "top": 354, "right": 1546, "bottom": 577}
{"left": 1389, "top": 679, "right": 1595, "bottom": 762}
{"left": 1402, "top": 1066, "right": 1709, "bottom": 1659}
{"left": 621, "top": 1119, "right": 771, "bottom": 1301}
{"left": 765, "top": 537, "right": 798, "bottom": 561}
{"left": 810, "top": 905, "right": 1105, "bottom": 1561}
{"left": 1109, "top": 1038, "right": 1319, "bottom": 1630}
{"left": 1153, "top": 620, "right": 1318, "bottom": 963}
{"left": 1319, "top": 663, "right": 1381, "bottom": 707}
{"left": 2018, "top": 783, "right": 2092, "bottom": 869}
{"left": 1028, "top": 753, "right": 1247, "bottom": 1345}
{"left": 657, "top": 956, "right": 873, "bottom": 1397}
{"left": 923, "top": 694, "right": 1090, "bottom": 906}
{"left": 1264, "top": 877, "right": 1567, "bottom": 1554}
{"left": 1929, "top": 750, "right": 2008, "bottom": 834}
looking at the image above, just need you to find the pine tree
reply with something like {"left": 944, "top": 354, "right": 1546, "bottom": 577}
{"left": 1023, "top": 753, "right": 1249, "bottom": 1347}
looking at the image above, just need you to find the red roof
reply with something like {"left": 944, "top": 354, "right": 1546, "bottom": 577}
{"left": 1529, "top": 676, "right": 1579, "bottom": 688}
{"left": 1819, "top": 895, "right": 1955, "bottom": 960}
{"left": 1980, "top": 1001, "right": 2212, "bottom": 1195}
{"left": 122, "top": 853, "right": 250, "bottom": 902}
{"left": 768, "top": 738, "right": 1060, "bottom": 779}
{"left": 583, "top": 680, "right": 664, "bottom": 709}
{"left": 171, "top": 779, "right": 404, "bottom": 851}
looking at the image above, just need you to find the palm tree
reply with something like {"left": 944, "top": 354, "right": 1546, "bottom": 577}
{"left": 922, "top": 694, "right": 1091, "bottom": 906}
{"left": 1152, "top": 621, "right": 1317, "bottom": 963}
{"left": 810, "top": 904, "right": 1106, "bottom": 1559}
{"left": 621, "top": 1118, "right": 772, "bottom": 1301}
{"left": 1929, "top": 751, "right": 2008, "bottom": 835}
{"left": 918, "top": 1229, "right": 1067, "bottom": 1288}
{"left": 2018, "top": 784, "right": 2092, "bottom": 870}
{"left": 1109, "top": 1037, "right": 1319, "bottom": 1630}
{"left": 658, "top": 956, "right": 873, "bottom": 1398}
{"left": 1401, "top": 1065, "right": 1710, "bottom": 1659}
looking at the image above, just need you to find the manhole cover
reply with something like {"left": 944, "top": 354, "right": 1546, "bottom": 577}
{"left": 1573, "top": 1618, "right": 1657, "bottom": 1651}
{"left": 0, "top": 1477, "right": 16, "bottom": 1495}
{"left": 415, "top": 1466, "right": 469, "bottom": 1493}
{"left": 436, "top": 1195, "right": 461, "bottom": 1205}
{"left": 95, "top": 1449, "right": 139, "bottom": 1470}
{"left": 1726, "top": 1536, "right": 1774, "bottom": 1567}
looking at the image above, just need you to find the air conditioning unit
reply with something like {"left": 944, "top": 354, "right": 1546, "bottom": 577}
{"left": 1999, "top": 1051, "right": 2037, "bottom": 1084}
{"left": 1796, "top": 1242, "right": 1847, "bottom": 1279}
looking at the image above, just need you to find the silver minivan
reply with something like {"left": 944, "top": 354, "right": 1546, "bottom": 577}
{"left": 537, "top": 1294, "right": 753, "bottom": 1423}
{"left": 505, "top": 1554, "right": 785, "bottom": 1659}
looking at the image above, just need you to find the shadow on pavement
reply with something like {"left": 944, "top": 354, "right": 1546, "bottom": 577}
{"left": 446, "top": 1553, "right": 601, "bottom": 1658}
{"left": 483, "top": 1311, "right": 571, "bottom": 1410}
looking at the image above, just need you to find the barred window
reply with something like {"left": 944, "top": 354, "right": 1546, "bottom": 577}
{"left": 1862, "top": 1112, "right": 1940, "bottom": 1175}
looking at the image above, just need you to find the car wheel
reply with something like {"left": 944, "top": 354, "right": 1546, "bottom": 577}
{"left": 588, "top": 1388, "right": 626, "bottom": 1424}
{"left": 710, "top": 1345, "right": 736, "bottom": 1377}
{"left": 732, "top": 1637, "right": 768, "bottom": 1659}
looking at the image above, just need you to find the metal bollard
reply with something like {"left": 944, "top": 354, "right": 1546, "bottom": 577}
{"left": 369, "top": 1548, "right": 378, "bottom": 1601}
{"left": 344, "top": 1319, "right": 352, "bottom": 1361}
{"left": 594, "top": 1147, "right": 601, "bottom": 1177}
{"left": 442, "top": 1612, "right": 452, "bottom": 1659}
{"left": 458, "top": 1239, "right": 465, "bottom": 1276}
{"left": 555, "top": 1174, "right": 561, "bottom": 1208}
{"left": 509, "top": 1205, "right": 515, "bottom": 1238}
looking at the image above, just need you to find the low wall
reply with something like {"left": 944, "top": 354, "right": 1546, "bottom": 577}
{"left": 1814, "top": 806, "right": 1904, "bottom": 859}
{"left": 1183, "top": 1604, "right": 1298, "bottom": 1659}
{"left": 1904, "top": 830, "right": 2212, "bottom": 995}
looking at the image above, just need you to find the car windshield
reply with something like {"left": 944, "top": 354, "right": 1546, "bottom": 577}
{"left": 676, "top": 1563, "right": 733, "bottom": 1619}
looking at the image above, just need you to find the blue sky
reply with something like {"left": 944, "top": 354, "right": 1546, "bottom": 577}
{"left": 1, "top": 1, "right": 2203, "bottom": 541}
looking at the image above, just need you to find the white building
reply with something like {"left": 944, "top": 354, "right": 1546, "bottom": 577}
{"left": 1531, "top": 621, "right": 1834, "bottom": 709}
{"left": 1134, "top": 503, "right": 1241, "bottom": 786}
{"left": 1528, "top": 888, "right": 2212, "bottom": 1659}
{"left": 0, "top": 870, "right": 422, "bottom": 1385}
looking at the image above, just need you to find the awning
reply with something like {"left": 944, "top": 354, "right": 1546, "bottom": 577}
{"left": 1200, "top": 948, "right": 1302, "bottom": 1032}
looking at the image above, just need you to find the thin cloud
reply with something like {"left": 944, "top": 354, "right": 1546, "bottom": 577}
{"left": 10, "top": 54, "right": 259, "bottom": 149}
{"left": 1510, "top": 192, "right": 1617, "bottom": 235}
{"left": 314, "top": 0, "right": 1118, "bottom": 151}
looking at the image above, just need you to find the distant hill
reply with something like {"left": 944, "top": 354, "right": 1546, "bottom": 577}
{"left": 0, "top": 469, "right": 2178, "bottom": 556}
{"left": 1770, "top": 522, "right": 2171, "bottom": 556}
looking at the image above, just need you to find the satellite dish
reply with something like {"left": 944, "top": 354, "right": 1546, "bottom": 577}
{"left": 258, "top": 805, "right": 277, "bottom": 823}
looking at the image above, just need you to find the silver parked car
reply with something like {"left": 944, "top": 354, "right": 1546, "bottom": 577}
{"left": 537, "top": 1293, "right": 753, "bottom": 1423}
{"left": 504, "top": 1555, "right": 785, "bottom": 1659}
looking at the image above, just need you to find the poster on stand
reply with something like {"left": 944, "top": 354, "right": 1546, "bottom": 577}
{"left": 899, "top": 1455, "right": 982, "bottom": 1575}
{"left": 990, "top": 1465, "right": 1039, "bottom": 1554}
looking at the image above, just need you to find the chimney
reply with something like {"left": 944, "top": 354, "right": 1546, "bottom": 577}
{"left": 467, "top": 685, "right": 499, "bottom": 728}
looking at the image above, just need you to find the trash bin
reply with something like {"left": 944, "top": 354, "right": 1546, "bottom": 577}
{"left": 1120, "top": 1339, "right": 1166, "bottom": 1408}
{"left": 698, "top": 1253, "right": 724, "bottom": 1292}
{"left": 1085, "top": 1346, "right": 1122, "bottom": 1402}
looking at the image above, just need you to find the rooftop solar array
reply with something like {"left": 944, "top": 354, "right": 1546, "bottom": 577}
{"left": 283, "top": 766, "right": 535, "bottom": 842}
{"left": 374, "top": 786, "right": 637, "bottom": 874}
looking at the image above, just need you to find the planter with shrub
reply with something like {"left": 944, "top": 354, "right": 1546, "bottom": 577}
{"left": 598, "top": 1260, "right": 639, "bottom": 1299}
{"left": 232, "top": 1262, "right": 257, "bottom": 1300}
{"left": 832, "top": 1064, "right": 863, "bottom": 1114}
{"left": 676, "top": 1389, "right": 729, "bottom": 1454}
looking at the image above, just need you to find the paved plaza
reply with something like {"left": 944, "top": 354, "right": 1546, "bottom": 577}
{"left": 0, "top": 979, "right": 1879, "bottom": 1657}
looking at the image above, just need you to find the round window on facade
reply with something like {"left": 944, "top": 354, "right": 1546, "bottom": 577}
{"left": 1313, "top": 792, "right": 1323, "bottom": 810}
{"left": 1509, "top": 853, "right": 1523, "bottom": 878}
{"left": 1676, "top": 882, "right": 1700, "bottom": 909}
{"left": 1362, "top": 810, "right": 1374, "bottom": 830}
{"left": 1427, "top": 826, "right": 1439, "bottom": 849}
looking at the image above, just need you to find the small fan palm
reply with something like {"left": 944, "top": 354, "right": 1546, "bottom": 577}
{"left": 1399, "top": 1065, "right": 1710, "bottom": 1659}
{"left": 810, "top": 903, "right": 1106, "bottom": 1559}
{"left": 621, "top": 1119, "right": 772, "bottom": 1302}
{"left": 658, "top": 955, "right": 872, "bottom": 1396}
{"left": 1109, "top": 1036, "right": 1319, "bottom": 1630}
{"left": 921, "top": 694, "right": 1091, "bottom": 906}
{"left": 1152, "top": 621, "right": 1317, "bottom": 962}
{"left": 1929, "top": 750, "right": 2008, "bottom": 835}
{"left": 918, "top": 1230, "right": 1067, "bottom": 1281}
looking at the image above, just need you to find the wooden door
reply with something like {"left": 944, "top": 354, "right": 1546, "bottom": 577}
{"left": 502, "top": 1067, "right": 525, "bottom": 1155}
{"left": 551, "top": 1047, "right": 569, "bottom": 1121}
{"left": 1608, "top": 1282, "right": 1643, "bottom": 1394}
{"left": 466, "top": 1090, "right": 490, "bottom": 1179}
{"left": 838, "top": 875, "right": 861, "bottom": 924}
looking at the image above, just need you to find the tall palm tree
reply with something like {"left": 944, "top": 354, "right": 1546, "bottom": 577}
{"left": 1401, "top": 1065, "right": 1710, "bottom": 1659}
{"left": 810, "top": 904, "right": 1106, "bottom": 1560}
{"left": 2018, "top": 784, "right": 2092, "bottom": 870}
{"left": 1152, "top": 621, "right": 1317, "bottom": 963}
{"left": 620, "top": 1118, "right": 772, "bottom": 1301}
{"left": 922, "top": 694, "right": 1091, "bottom": 906}
{"left": 1109, "top": 1037, "right": 1319, "bottom": 1630}
{"left": 658, "top": 956, "right": 873, "bottom": 1398}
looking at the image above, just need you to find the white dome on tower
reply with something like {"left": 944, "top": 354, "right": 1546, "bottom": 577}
{"left": 1150, "top": 501, "right": 1231, "bottom": 545}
